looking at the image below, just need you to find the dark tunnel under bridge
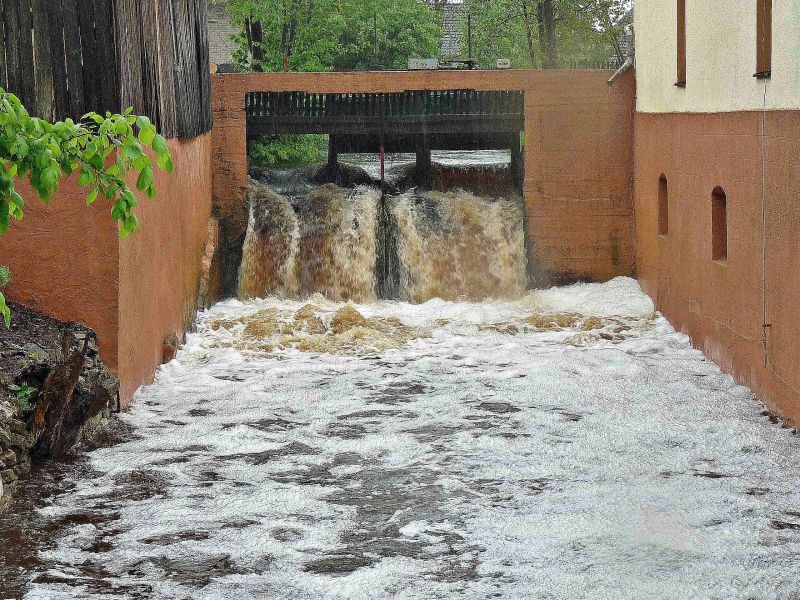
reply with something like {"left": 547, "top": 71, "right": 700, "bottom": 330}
{"left": 245, "top": 89, "right": 526, "bottom": 188}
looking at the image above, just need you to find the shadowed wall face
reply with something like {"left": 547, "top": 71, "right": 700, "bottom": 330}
{"left": 117, "top": 134, "right": 213, "bottom": 403}
{"left": 211, "top": 69, "right": 636, "bottom": 290}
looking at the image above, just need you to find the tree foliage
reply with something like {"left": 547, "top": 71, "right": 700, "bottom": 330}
{"left": 221, "top": 0, "right": 443, "bottom": 72}
{"left": 0, "top": 88, "right": 174, "bottom": 326}
{"left": 249, "top": 134, "right": 327, "bottom": 167}
{"left": 463, "top": 0, "right": 631, "bottom": 69}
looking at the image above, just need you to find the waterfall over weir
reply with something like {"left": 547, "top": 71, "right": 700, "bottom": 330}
{"left": 238, "top": 179, "right": 527, "bottom": 303}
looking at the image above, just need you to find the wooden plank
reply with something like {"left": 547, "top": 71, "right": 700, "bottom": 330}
{"left": 31, "top": 0, "right": 55, "bottom": 120}
{"left": 155, "top": 0, "right": 177, "bottom": 137}
{"left": 47, "top": 0, "right": 69, "bottom": 119}
{"left": 61, "top": 0, "right": 85, "bottom": 117}
{"left": 139, "top": 0, "right": 161, "bottom": 126}
{"left": 171, "top": 0, "right": 191, "bottom": 136}
{"left": 16, "top": 0, "right": 35, "bottom": 109}
{"left": 114, "top": 0, "right": 144, "bottom": 115}
{"left": 3, "top": 0, "right": 19, "bottom": 97}
{"left": 0, "top": 0, "right": 7, "bottom": 90}
{"left": 92, "top": 0, "right": 117, "bottom": 113}
{"left": 193, "top": 0, "right": 212, "bottom": 134}
{"left": 173, "top": 0, "right": 203, "bottom": 137}
{"left": 76, "top": 0, "right": 100, "bottom": 111}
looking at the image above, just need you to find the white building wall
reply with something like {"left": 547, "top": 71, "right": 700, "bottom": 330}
{"left": 635, "top": 0, "right": 800, "bottom": 113}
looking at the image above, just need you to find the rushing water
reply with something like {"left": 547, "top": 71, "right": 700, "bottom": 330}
{"left": 237, "top": 180, "right": 526, "bottom": 304}
{"left": 3, "top": 155, "right": 800, "bottom": 597}
{"left": 239, "top": 184, "right": 381, "bottom": 303}
{"left": 2, "top": 278, "right": 800, "bottom": 598}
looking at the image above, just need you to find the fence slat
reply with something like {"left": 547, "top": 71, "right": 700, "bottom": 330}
{"left": 3, "top": 1, "right": 19, "bottom": 96}
{"left": 62, "top": 0, "right": 85, "bottom": 117}
{"left": 31, "top": 0, "right": 54, "bottom": 120}
{"left": 139, "top": 0, "right": 161, "bottom": 127}
{"left": 16, "top": 0, "right": 35, "bottom": 108}
{"left": 115, "top": 0, "right": 144, "bottom": 115}
{"left": 77, "top": 0, "right": 100, "bottom": 112}
{"left": 0, "top": 0, "right": 7, "bottom": 90}
{"left": 155, "top": 0, "right": 177, "bottom": 138}
{"left": 47, "top": 0, "right": 70, "bottom": 119}
{"left": 93, "top": 0, "right": 117, "bottom": 113}
{"left": 193, "top": 0, "right": 211, "bottom": 134}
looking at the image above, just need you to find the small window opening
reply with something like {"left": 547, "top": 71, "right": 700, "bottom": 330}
{"left": 658, "top": 175, "right": 669, "bottom": 235}
{"left": 676, "top": 0, "right": 687, "bottom": 87}
{"left": 712, "top": 187, "right": 728, "bottom": 261}
{"left": 756, "top": 0, "right": 772, "bottom": 78}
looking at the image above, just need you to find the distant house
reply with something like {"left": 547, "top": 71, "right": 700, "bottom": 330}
{"left": 439, "top": 2, "right": 466, "bottom": 59}
{"left": 208, "top": 1, "right": 239, "bottom": 70}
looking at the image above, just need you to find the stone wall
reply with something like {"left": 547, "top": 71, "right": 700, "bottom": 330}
{"left": 211, "top": 69, "right": 636, "bottom": 290}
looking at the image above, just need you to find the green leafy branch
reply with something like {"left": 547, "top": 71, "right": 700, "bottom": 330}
{"left": 0, "top": 87, "right": 175, "bottom": 326}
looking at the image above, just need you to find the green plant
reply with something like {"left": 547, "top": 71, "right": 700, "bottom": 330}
{"left": 8, "top": 383, "right": 37, "bottom": 411}
{"left": 463, "top": 0, "right": 631, "bottom": 68}
{"left": 0, "top": 266, "right": 9, "bottom": 288}
{"left": 249, "top": 135, "right": 327, "bottom": 167}
{"left": 223, "top": 0, "right": 442, "bottom": 73}
{"left": 0, "top": 88, "right": 174, "bottom": 326}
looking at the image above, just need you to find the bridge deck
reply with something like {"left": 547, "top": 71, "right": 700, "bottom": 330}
{"left": 246, "top": 90, "right": 525, "bottom": 144}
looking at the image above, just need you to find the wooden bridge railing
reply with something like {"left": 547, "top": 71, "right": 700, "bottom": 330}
{"left": 245, "top": 90, "right": 525, "bottom": 120}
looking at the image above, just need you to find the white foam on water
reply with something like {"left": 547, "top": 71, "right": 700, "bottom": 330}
{"left": 20, "top": 278, "right": 800, "bottom": 599}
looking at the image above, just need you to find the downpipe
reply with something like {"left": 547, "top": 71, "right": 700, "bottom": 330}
{"left": 607, "top": 57, "right": 633, "bottom": 86}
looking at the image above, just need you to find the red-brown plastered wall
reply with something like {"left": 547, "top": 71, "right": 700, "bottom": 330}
{"left": 1, "top": 179, "right": 121, "bottom": 369}
{"left": 212, "top": 70, "right": 636, "bottom": 287}
{"left": 635, "top": 111, "right": 800, "bottom": 424}
{"left": 118, "top": 133, "right": 213, "bottom": 403}
{"left": 2, "top": 133, "right": 213, "bottom": 406}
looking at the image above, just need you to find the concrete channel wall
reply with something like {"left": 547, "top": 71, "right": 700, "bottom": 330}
{"left": 2, "top": 134, "right": 213, "bottom": 406}
{"left": 211, "top": 70, "right": 637, "bottom": 288}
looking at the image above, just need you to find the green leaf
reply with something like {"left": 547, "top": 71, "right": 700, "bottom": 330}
{"left": 156, "top": 153, "right": 174, "bottom": 174}
{"left": 138, "top": 126, "right": 156, "bottom": 146}
{"left": 135, "top": 115, "right": 152, "bottom": 130}
{"left": 119, "top": 214, "right": 140, "bottom": 239}
{"left": 0, "top": 291, "right": 10, "bottom": 327}
{"left": 136, "top": 166, "right": 153, "bottom": 192}
{"left": 86, "top": 188, "right": 99, "bottom": 206}
{"left": 123, "top": 142, "right": 144, "bottom": 162}
{"left": 152, "top": 135, "right": 168, "bottom": 155}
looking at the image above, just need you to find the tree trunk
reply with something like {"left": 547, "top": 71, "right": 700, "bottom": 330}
{"left": 30, "top": 333, "right": 89, "bottom": 459}
{"left": 537, "top": 0, "right": 558, "bottom": 69}
{"left": 520, "top": 1, "right": 537, "bottom": 66}
{"left": 248, "top": 19, "right": 264, "bottom": 71}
